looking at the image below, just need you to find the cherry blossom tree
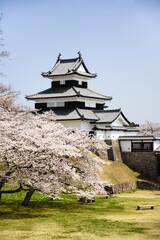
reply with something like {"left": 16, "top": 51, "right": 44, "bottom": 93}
{"left": 0, "top": 109, "right": 110, "bottom": 206}
{"left": 139, "top": 120, "right": 160, "bottom": 136}
{"left": 0, "top": 14, "right": 9, "bottom": 77}
{"left": 0, "top": 83, "right": 23, "bottom": 199}
{"left": 0, "top": 82, "right": 21, "bottom": 112}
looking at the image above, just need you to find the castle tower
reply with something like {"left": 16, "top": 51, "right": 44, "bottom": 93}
{"left": 26, "top": 52, "right": 112, "bottom": 130}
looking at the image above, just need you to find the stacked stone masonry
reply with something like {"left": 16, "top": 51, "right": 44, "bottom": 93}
{"left": 137, "top": 181, "right": 160, "bottom": 190}
{"left": 122, "top": 152, "right": 158, "bottom": 181}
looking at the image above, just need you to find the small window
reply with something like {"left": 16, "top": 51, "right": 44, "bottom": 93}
{"left": 132, "top": 142, "right": 153, "bottom": 152}
{"left": 47, "top": 102, "right": 56, "bottom": 108}
{"left": 132, "top": 143, "right": 142, "bottom": 151}
{"left": 143, "top": 143, "right": 153, "bottom": 151}
{"left": 56, "top": 102, "right": 65, "bottom": 107}
{"left": 60, "top": 80, "right": 65, "bottom": 85}
{"left": 47, "top": 102, "right": 65, "bottom": 108}
{"left": 85, "top": 102, "right": 89, "bottom": 107}
{"left": 85, "top": 102, "right": 96, "bottom": 108}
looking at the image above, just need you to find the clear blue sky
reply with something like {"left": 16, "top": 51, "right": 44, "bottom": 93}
{"left": 1, "top": 0, "right": 160, "bottom": 123}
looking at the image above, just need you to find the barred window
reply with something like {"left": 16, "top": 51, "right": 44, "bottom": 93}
{"left": 85, "top": 102, "right": 96, "bottom": 108}
{"left": 132, "top": 142, "right": 153, "bottom": 152}
{"left": 47, "top": 102, "right": 65, "bottom": 107}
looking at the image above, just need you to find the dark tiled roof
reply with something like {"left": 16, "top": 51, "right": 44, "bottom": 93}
{"left": 53, "top": 109, "right": 81, "bottom": 121}
{"left": 92, "top": 109, "right": 130, "bottom": 125}
{"left": 93, "top": 126, "right": 138, "bottom": 132}
{"left": 26, "top": 86, "right": 111, "bottom": 101}
{"left": 73, "top": 87, "right": 111, "bottom": 100}
{"left": 53, "top": 108, "right": 99, "bottom": 121}
{"left": 77, "top": 109, "right": 99, "bottom": 121}
{"left": 93, "top": 109, "right": 121, "bottom": 124}
{"left": 26, "top": 87, "right": 76, "bottom": 100}
{"left": 118, "top": 135, "right": 155, "bottom": 140}
{"left": 41, "top": 54, "right": 96, "bottom": 78}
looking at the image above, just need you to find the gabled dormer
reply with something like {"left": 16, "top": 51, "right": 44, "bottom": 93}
{"left": 41, "top": 52, "right": 97, "bottom": 81}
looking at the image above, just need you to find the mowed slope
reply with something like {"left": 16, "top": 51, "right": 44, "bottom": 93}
{"left": 100, "top": 160, "right": 138, "bottom": 184}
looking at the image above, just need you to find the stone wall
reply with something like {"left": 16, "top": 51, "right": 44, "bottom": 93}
{"left": 137, "top": 181, "right": 160, "bottom": 190}
{"left": 105, "top": 140, "right": 122, "bottom": 162}
{"left": 112, "top": 140, "right": 123, "bottom": 162}
{"left": 105, "top": 181, "right": 160, "bottom": 193}
{"left": 105, "top": 182, "right": 137, "bottom": 194}
{"left": 112, "top": 182, "right": 137, "bottom": 193}
{"left": 105, "top": 140, "right": 113, "bottom": 160}
{"left": 122, "top": 152, "right": 158, "bottom": 181}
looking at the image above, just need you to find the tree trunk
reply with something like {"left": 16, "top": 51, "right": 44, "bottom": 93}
{"left": 0, "top": 168, "right": 15, "bottom": 200}
{"left": 0, "top": 184, "right": 22, "bottom": 195}
{"left": 22, "top": 187, "right": 35, "bottom": 206}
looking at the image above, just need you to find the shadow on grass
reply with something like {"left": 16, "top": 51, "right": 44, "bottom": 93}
{"left": 0, "top": 201, "right": 81, "bottom": 219}
{"left": 0, "top": 197, "right": 148, "bottom": 237}
{"left": 0, "top": 196, "right": 125, "bottom": 220}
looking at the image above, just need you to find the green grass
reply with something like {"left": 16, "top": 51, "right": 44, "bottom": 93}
{"left": 0, "top": 190, "right": 160, "bottom": 240}
{"left": 100, "top": 160, "right": 139, "bottom": 184}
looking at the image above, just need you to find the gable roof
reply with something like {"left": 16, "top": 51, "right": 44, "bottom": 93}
{"left": 41, "top": 53, "right": 97, "bottom": 79}
{"left": 92, "top": 109, "right": 130, "bottom": 125}
{"left": 26, "top": 86, "right": 111, "bottom": 101}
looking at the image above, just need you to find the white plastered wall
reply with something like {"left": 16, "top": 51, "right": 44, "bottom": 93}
{"left": 59, "top": 121, "right": 82, "bottom": 130}
{"left": 80, "top": 121, "right": 92, "bottom": 131}
{"left": 77, "top": 64, "right": 86, "bottom": 73}
{"left": 120, "top": 141, "right": 132, "bottom": 152}
{"left": 111, "top": 114, "right": 129, "bottom": 127}
{"left": 95, "top": 130, "right": 105, "bottom": 140}
{"left": 96, "top": 130, "right": 136, "bottom": 141}
{"left": 154, "top": 140, "right": 160, "bottom": 151}
{"left": 58, "top": 120, "right": 92, "bottom": 131}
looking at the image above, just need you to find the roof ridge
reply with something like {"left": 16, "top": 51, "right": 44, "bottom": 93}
{"left": 50, "top": 60, "right": 60, "bottom": 73}
{"left": 60, "top": 57, "right": 79, "bottom": 62}
{"left": 72, "top": 59, "right": 83, "bottom": 71}
{"left": 92, "top": 111, "right": 100, "bottom": 121}
{"left": 73, "top": 59, "right": 90, "bottom": 74}
{"left": 74, "top": 86, "right": 112, "bottom": 100}
{"left": 68, "top": 58, "right": 80, "bottom": 72}
{"left": 72, "top": 86, "right": 79, "bottom": 95}
{"left": 76, "top": 108, "right": 83, "bottom": 118}
{"left": 76, "top": 108, "right": 100, "bottom": 121}
{"left": 77, "top": 108, "right": 93, "bottom": 120}
{"left": 86, "top": 88, "right": 112, "bottom": 99}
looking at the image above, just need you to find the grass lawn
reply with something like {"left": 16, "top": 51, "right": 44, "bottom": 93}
{"left": 0, "top": 190, "right": 160, "bottom": 240}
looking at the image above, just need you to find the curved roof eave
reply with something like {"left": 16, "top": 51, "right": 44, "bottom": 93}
{"left": 41, "top": 71, "right": 97, "bottom": 78}
{"left": 26, "top": 95, "right": 110, "bottom": 101}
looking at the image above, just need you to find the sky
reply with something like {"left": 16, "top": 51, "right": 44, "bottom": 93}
{"left": 0, "top": 0, "right": 160, "bottom": 124}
